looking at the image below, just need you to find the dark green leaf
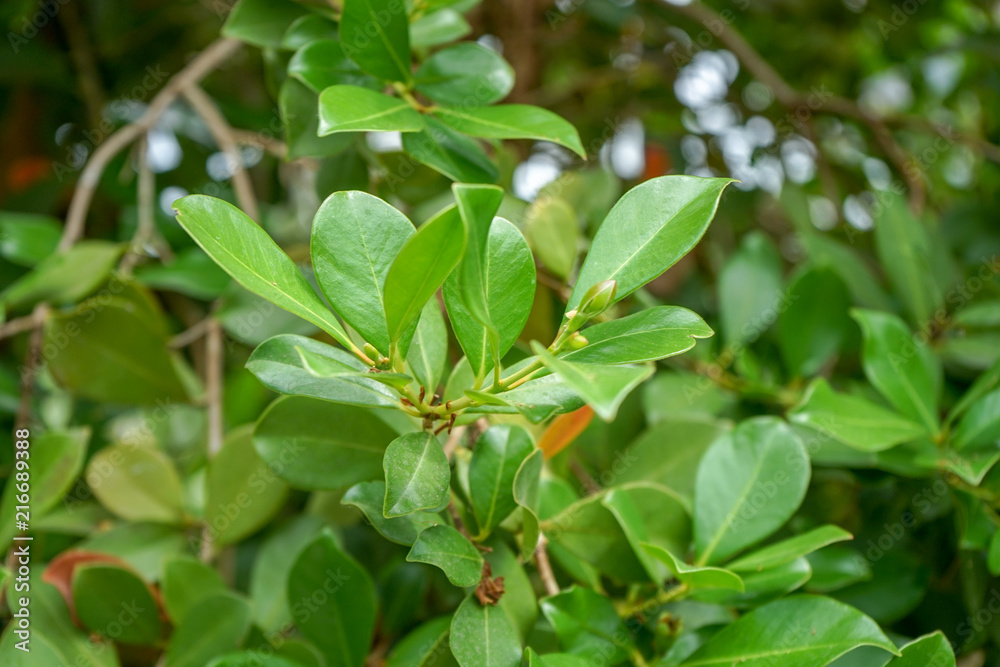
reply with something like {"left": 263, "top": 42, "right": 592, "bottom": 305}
{"left": 778, "top": 267, "right": 853, "bottom": 377}
{"left": 450, "top": 595, "right": 522, "bottom": 667}
{"left": 469, "top": 425, "right": 535, "bottom": 538}
{"left": 289, "top": 39, "right": 376, "bottom": 93}
{"left": 342, "top": 481, "right": 440, "bottom": 545}
{"left": 434, "top": 105, "right": 585, "bottom": 158}
{"left": 533, "top": 344, "right": 652, "bottom": 421}
{"left": 165, "top": 593, "right": 251, "bottom": 667}
{"left": 280, "top": 78, "right": 355, "bottom": 159}
{"left": 524, "top": 196, "right": 578, "bottom": 280}
{"left": 407, "top": 299, "right": 449, "bottom": 392}
{"left": 162, "top": 556, "right": 228, "bottom": 625}
{"left": 727, "top": 525, "right": 853, "bottom": 573}
{"left": 513, "top": 449, "right": 543, "bottom": 559}
{"left": 415, "top": 43, "right": 514, "bottom": 106}
{"left": 73, "top": 564, "right": 162, "bottom": 645}
{"left": 1, "top": 241, "right": 121, "bottom": 311}
{"left": 885, "top": 632, "right": 955, "bottom": 666}
{"left": 717, "top": 231, "right": 783, "bottom": 346}
{"left": 953, "top": 387, "right": 1000, "bottom": 450}
{"left": 402, "top": 116, "right": 499, "bottom": 183}
{"left": 386, "top": 616, "right": 459, "bottom": 667}
{"left": 250, "top": 516, "right": 326, "bottom": 633}
{"left": 222, "top": 0, "right": 309, "bottom": 47}
{"left": 540, "top": 586, "right": 633, "bottom": 665}
{"left": 288, "top": 530, "right": 377, "bottom": 667}
{"left": 384, "top": 432, "right": 450, "bottom": 517}
{"left": 339, "top": 0, "right": 412, "bottom": 82}
{"left": 410, "top": 9, "right": 471, "bottom": 48}
{"left": 0, "top": 211, "right": 61, "bottom": 267}
{"left": 642, "top": 543, "right": 744, "bottom": 591}
{"left": 562, "top": 307, "right": 713, "bottom": 365}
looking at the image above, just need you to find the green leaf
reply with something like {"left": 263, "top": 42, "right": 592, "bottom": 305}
{"left": 693, "top": 417, "right": 810, "bottom": 565}
{"left": 451, "top": 183, "right": 505, "bottom": 326}
{"left": 407, "top": 524, "right": 483, "bottom": 587}
{"left": 616, "top": 419, "right": 727, "bottom": 502}
{"left": 312, "top": 190, "right": 415, "bottom": 356}
{"left": 533, "top": 344, "right": 652, "bottom": 421}
{"left": 694, "top": 556, "right": 813, "bottom": 609}
{"left": 318, "top": 86, "right": 423, "bottom": 135}
{"left": 247, "top": 335, "right": 401, "bottom": 409}
{"left": 540, "top": 586, "right": 633, "bottom": 665}
{"left": 279, "top": 79, "right": 355, "bottom": 159}
{"left": 340, "top": 0, "right": 411, "bottom": 82}
{"left": 562, "top": 307, "right": 713, "bottom": 365}
{"left": 250, "top": 516, "right": 326, "bottom": 633}
{"left": 254, "top": 395, "right": 399, "bottom": 490}
{"left": 407, "top": 300, "right": 449, "bottom": 392}
{"left": 0, "top": 428, "right": 88, "bottom": 546}
{"left": 384, "top": 205, "right": 466, "bottom": 347}
{"left": 469, "top": 425, "right": 536, "bottom": 538}
{"left": 727, "top": 525, "right": 853, "bottom": 573}
{"left": 135, "top": 248, "right": 231, "bottom": 300}
{"left": 450, "top": 595, "right": 522, "bottom": 667}
{"left": 173, "top": 196, "right": 353, "bottom": 349}
{"left": 0, "top": 211, "right": 61, "bottom": 267}
{"left": 296, "top": 344, "right": 413, "bottom": 389}
{"left": 0, "top": 240, "right": 122, "bottom": 311}
{"left": 885, "top": 632, "right": 955, "bottom": 666}
{"left": 680, "top": 596, "right": 897, "bottom": 666}
{"left": 778, "top": 267, "right": 853, "bottom": 377}
{"left": 72, "top": 564, "right": 162, "bottom": 645}
{"left": 852, "top": 309, "right": 941, "bottom": 434}
{"left": 989, "top": 529, "right": 1000, "bottom": 576}
{"left": 410, "top": 8, "right": 470, "bottom": 48}
{"left": 642, "top": 543, "right": 744, "bottom": 591}
{"left": 387, "top": 616, "right": 459, "bottom": 667}
{"left": 874, "top": 192, "right": 946, "bottom": 326}
{"left": 165, "top": 593, "right": 251, "bottom": 667}
{"left": 87, "top": 443, "right": 184, "bottom": 524}
{"left": 953, "top": 387, "right": 1000, "bottom": 450}
{"left": 289, "top": 39, "right": 376, "bottom": 94}
{"left": 46, "top": 298, "right": 189, "bottom": 404}
{"left": 281, "top": 13, "right": 338, "bottom": 50}
{"left": 513, "top": 449, "right": 543, "bottom": 559}
{"left": 788, "top": 378, "right": 929, "bottom": 452}
{"left": 434, "top": 105, "right": 585, "bottom": 158}
{"left": 717, "top": 231, "right": 783, "bottom": 346}
{"left": 402, "top": 115, "right": 499, "bottom": 183}
{"left": 568, "top": 176, "right": 732, "bottom": 311}
{"left": 222, "top": 0, "right": 309, "bottom": 47}
{"left": 162, "top": 556, "right": 228, "bottom": 625}
{"left": 384, "top": 432, "right": 450, "bottom": 517}
{"left": 525, "top": 196, "right": 579, "bottom": 280}
{"left": 415, "top": 42, "right": 514, "bottom": 105}
{"left": 444, "top": 217, "right": 535, "bottom": 382}
{"left": 523, "top": 649, "right": 590, "bottom": 667}
{"left": 289, "top": 530, "right": 377, "bottom": 667}
{"left": 342, "top": 481, "right": 440, "bottom": 546}
{"left": 207, "top": 425, "right": 289, "bottom": 545}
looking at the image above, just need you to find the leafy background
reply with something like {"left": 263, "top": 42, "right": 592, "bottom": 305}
{"left": 1, "top": 0, "right": 1000, "bottom": 666}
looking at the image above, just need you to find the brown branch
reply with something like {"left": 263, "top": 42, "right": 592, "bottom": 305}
{"left": 535, "top": 534, "right": 560, "bottom": 597}
{"left": 182, "top": 85, "right": 260, "bottom": 221}
{"left": 200, "top": 317, "right": 225, "bottom": 563}
{"left": 120, "top": 136, "right": 156, "bottom": 275}
{"left": 59, "top": 38, "right": 242, "bottom": 251}
{"left": 15, "top": 303, "right": 49, "bottom": 432}
{"left": 58, "top": 0, "right": 105, "bottom": 130}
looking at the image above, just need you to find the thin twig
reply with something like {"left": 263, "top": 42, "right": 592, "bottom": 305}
{"left": 535, "top": 534, "right": 560, "bottom": 597}
{"left": 169, "top": 315, "right": 214, "bottom": 348}
{"left": 59, "top": 38, "right": 242, "bottom": 251}
{"left": 200, "top": 318, "right": 224, "bottom": 563}
{"left": 120, "top": 135, "right": 155, "bottom": 275}
{"left": 182, "top": 85, "right": 260, "bottom": 221}
{"left": 58, "top": 0, "right": 105, "bottom": 129}
{"left": 14, "top": 303, "right": 49, "bottom": 432}
{"left": 0, "top": 313, "right": 43, "bottom": 341}
{"left": 443, "top": 425, "right": 467, "bottom": 460}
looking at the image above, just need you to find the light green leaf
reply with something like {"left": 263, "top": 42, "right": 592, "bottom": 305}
{"left": 533, "top": 343, "right": 652, "bottom": 421}
{"left": 135, "top": 248, "right": 231, "bottom": 300}
{"left": 852, "top": 309, "right": 941, "bottom": 434}
{"left": 384, "top": 205, "right": 466, "bottom": 347}
{"left": 247, "top": 335, "right": 401, "bottom": 408}
{"left": 312, "top": 190, "right": 415, "bottom": 356}
{"left": 343, "top": 481, "right": 440, "bottom": 546}
{"left": 450, "top": 595, "right": 522, "bottom": 667}
{"left": 289, "top": 39, "right": 376, "bottom": 93}
{"left": 885, "top": 632, "right": 955, "bottom": 666}
{"left": 562, "top": 306, "right": 713, "bottom": 365}
{"left": 415, "top": 42, "right": 513, "bottom": 105}
{"left": 525, "top": 196, "right": 578, "bottom": 280}
{"left": 642, "top": 543, "right": 744, "bottom": 591}
{"left": 727, "top": 525, "right": 853, "bottom": 573}
{"left": 297, "top": 344, "right": 413, "bottom": 390}
{"left": 444, "top": 217, "right": 535, "bottom": 382}
{"left": 339, "top": 0, "right": 411, "bottom": 82}
{"left": 410, "top": 8, "right": 471, "bottom": 48}
{"left": 222, "top": 0, "right": 309, "bottom": 48}
{"left": 568, "top": 176, "right": 732, "bottom": 311}
{"left": 173, "top": 196, "right": 353, "bottom": 349}
{"left": 250, "top": 516, "right": 326, "bottom": 633}
{"left": 384, "top": 432, "right": 450, "bottom": 517}
{"left": 451, "top": 183, "right": 505, "bottom": 326}
{"left": 165, "top": 593, "right": 251, "bottom": 667}
{"left": 434, "top": 105, "right": 585, "bottom": 158}
{"left": 408, "top": 299, "right": 449, "bottom": 392}
{"left": 162, "top": 556, "right": 228, "bottom": 626}
{"left": 693, "top": 417, "right": 810, "bottom": 565}
{"left": 73, "top": 564, "right": 162, "bottom": 645}
{"left": 207, "top": 425, "right": 289, "bottom": 545}
{"left": 0, "top": 211, "right": 61, "bottom": 267}
{"left": 789, "top": 378, "right": 929, "bottom": 452}
{"left": 953, "top": 387, "right": 1000, "bottom": 450}
{"left": 469, "top": 425, "right": 535, "bottom": 538}
{"left": 0, "top": 240, "right": 122, "bottom": 311}
{"left": 680, "top": 596, "right": 897, "bottom": 666}
{"left": 402, "top": 115, "right": 499, "bottom": 183}
{"left": 280, "top": 78, "right": 355, "bottom": 159}
{"left": 513, "top": 449, "right": 543, "bottom": 559}
{"left": 407, "top": 524, "right": 483, "bottom": 587}
{"left": 778, "top": 267, "right": 853, "bottom": 377}
{"left": 288, "top": 530, "right": 377, "bottom": 667}
{"left": 254, "top": 395, "right": 399, "bottom": 490}
{"left": 87, "top": 443, "right": 184, "bottom": 525}
{"left": 717, "top": 231, "right": 783, "bottom": 346}
{"left": 0, "top": 428, "right": 88, "bottom": 546}
{"left": 281, "top": 13, "right": 337, "bottom": 50}
{"left": 319, "top": 86, "right": 423, "bottom": 135}
{"left": 540, "top": 586, "right": 633, "bottom": 665}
